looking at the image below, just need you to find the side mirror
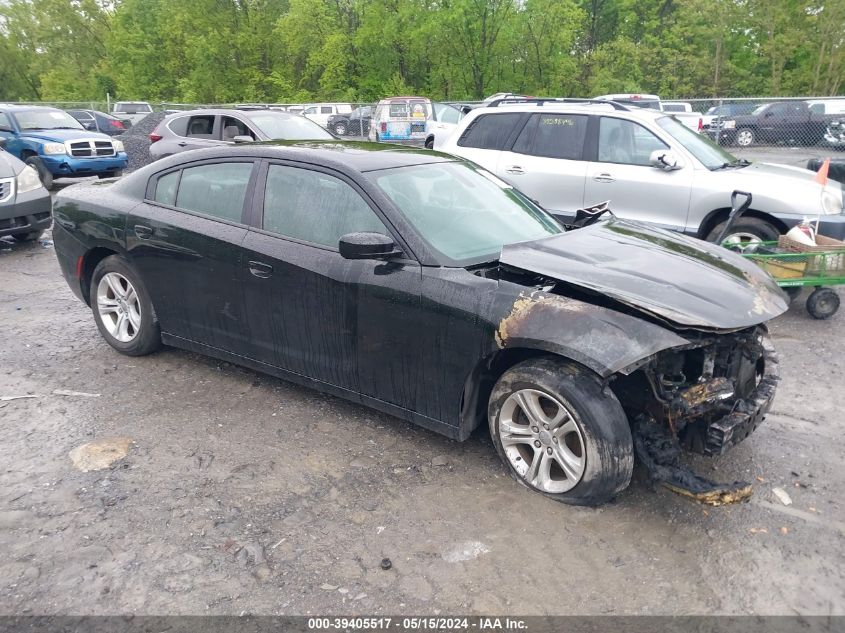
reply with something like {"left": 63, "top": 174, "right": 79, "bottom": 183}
{"left": 764, "top": 111, "right": 773, "bottom": 118}
{"left": 232, "top": 135, "right": 253, "bottom": 144}
{"left": 339, "top": 232, "right": 401, "bottom": 260}
{"left": 649, "top": 149, "right": 683, "bottom": 171}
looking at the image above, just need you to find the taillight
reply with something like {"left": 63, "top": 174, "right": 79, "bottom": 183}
{"left": 380, "top": 122, "right": 387, "bottom": 132}
{"left": 111, "top": 120, "right": 125, "bottom": 129}
{"left": 149, "top": 132, "right": 162, "bottom": 143}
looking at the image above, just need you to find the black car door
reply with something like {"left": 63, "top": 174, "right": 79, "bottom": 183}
{"left": 126, "top": 159, "right": 257, "bottom": 352}
{"left": 239, "top": 160, "right": 423, "bottom": 407}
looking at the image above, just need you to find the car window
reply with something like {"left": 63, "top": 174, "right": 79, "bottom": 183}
{"left": 457, "top": 113, "right": 523, "bottom": 150}
{"left": 174, "top": 162, "right": 253, "bottom": 222}
{"left": 154, "top": 171, "right": 180, "bottom": 206}
{"left": 221, "top": 117, "right": 255, "bottom": 142}
{"left": 434, "top": 103, "right": 462, "bottom": 125}
{"left": 598, "top": 117, "right": 668, "bottom": 166}
{"left": 320, "top": 106, "right": 333, "bottom": 114}
{"left": 0, "top": 113, "right": 13, "bottom": 129}
{"left": 263, "top": 165, "right": 387, "bottom": 248}
{"left": 304, "top": 107, "right": 317, "bottom": 114}
{"left": 186, "top": 115, "right": 215, "bottom": 138}
{"left": 809, "top": 103, "right": 824, "bottom": 114}
{"left": 512, "top": 113, "right": 587, "bottom": 160}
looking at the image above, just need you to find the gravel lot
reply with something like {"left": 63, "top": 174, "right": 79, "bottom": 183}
{"left": 1, "top": 220, "right": 844, "bottom": 616}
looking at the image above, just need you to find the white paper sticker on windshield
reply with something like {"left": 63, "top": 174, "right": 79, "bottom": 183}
{"left": 50, "top": 112, "right": 65, "bottom": 119}
{"left": 477, "top": 169, "right": 512, "bottom": 189}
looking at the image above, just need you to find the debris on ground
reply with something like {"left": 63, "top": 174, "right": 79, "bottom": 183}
{"left": 749, "top": 528, "right": 769, "bottom": 535}
{"left": 0, "top": 394, "right": 38, "bottom": 402}
{"left": 431, "top": 455, "right": 449, "bottom": 467}
{"left": 380, "top": 558, "right": 392, "bottom": 570}
{"left": 53, "top": 389, "right": 101, "bottom": 398}
{"left": 633, "top": 415, "right": 753, "bottom": 506}
{"left": 772, "top": 487, "right": 793, "bottom": 506}
{"left": 442, "top": 541, "right": 490, "bottom": 563}
{"left": 234, "top": 541, "right": 266, "bottom": 567}
{"left": 68, "top": 437, "right": 133, "bottom": 472}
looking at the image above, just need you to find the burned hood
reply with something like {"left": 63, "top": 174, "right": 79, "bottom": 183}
{"left": 499, "top": 219, "right": 788, "bottom": 330}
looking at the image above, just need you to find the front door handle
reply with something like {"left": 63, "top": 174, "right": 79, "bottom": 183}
{"left": 248, "top": 261, "right": 273, "bottom": 279}
{"left": 134, "top": 225, "right": 154, "bottom": 239}
{"left": 177, "top": 142, "right": 188, "bottom": 147}
{"left": 505, "top": 165, "right": 524, "bottom": 175}
{"left": 593, "top": 173, "right": 615, "bottom": 183}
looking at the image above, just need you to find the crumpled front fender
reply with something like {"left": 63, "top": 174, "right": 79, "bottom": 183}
{"left": 494, "top": 291, "right": 690, "bottom": 378}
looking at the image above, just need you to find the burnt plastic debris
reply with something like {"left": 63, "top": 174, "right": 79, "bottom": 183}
{"left": 632, "top": 414, "right": 753, "bottom": 506}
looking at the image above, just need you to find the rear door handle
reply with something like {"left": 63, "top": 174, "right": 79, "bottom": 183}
{"left": 248, "top": 261, "right": 273, "bottom": 279}
{"left": 134, "top": 225, "right": 154, "bottom": 239}
{"left": 177, "top": 142, "right": 188, "bottom": 147}
{"left": 593, "top": 173, "right": 615, "bottom": 183}
{"left": 505, "top": 165, "right": 524, "bottom": 175}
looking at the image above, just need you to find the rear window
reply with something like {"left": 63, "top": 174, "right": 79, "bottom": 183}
{"left": 115, "top": 103, "right": 152, "bottom": 113}
{"left": 457, "top": 113, "right": 524, "bottom": 150}
{"left": 169, "top": 162, "right": 254, "bottom": 222}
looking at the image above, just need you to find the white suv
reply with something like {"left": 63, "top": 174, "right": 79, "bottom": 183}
{"left": 436, "top": 99, "right": 845, "bottom": 244}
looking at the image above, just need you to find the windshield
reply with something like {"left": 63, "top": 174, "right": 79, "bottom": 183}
{"left": 12, "top": 109, "right": 84, "bottom": 131}
{"left": 246, "top": 113, "right": 333, "bottom": 140}
{"left": 657, "top": 116, "right": 738, "bottom": 170}
{"left": 370, "top": 162, "right": 561, "bottom": 265}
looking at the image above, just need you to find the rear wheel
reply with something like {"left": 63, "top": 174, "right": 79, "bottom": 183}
{"left": 488, "top": 358, "right": 633, "bottom": 506}
{"left": 425, "top": 137, "right": 434, "bottom": 149}
{"left": 707, "top": 216, "right": 780, "bottom": 250}
{"left": 806, "top": 287, "right": 840, "bottom": 319}
{"left": 90, "top": 255, "right": 161, "bottom": 356}
{"left": 25, "top": 157, "right": 54, "bottom": 190}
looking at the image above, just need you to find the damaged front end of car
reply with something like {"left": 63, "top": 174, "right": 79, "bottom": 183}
{"left": 494, "top": 219, "right": 790, "bottom": 505}
{"left": 614, "top": 328, "right": 779, "bottom": 505}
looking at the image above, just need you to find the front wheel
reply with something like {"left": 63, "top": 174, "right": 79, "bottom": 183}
{"left": 488, "top": 358, "right": 633, "bottom": 506}
{"left": 425, "top": 137, "right": 434, "bottom": 150}
{"left": 25, "top": 157, "right": 54, "bottom": 190}
{"left": 806, "top": 287, "right": 840, "bottom": 319}
{"left": 736, "top": 128, "right": 755, "bottom": 147}
{"left": 90, "top": 255, "right": 161, "bottom": 356}
{"left": 332, "top": 123, "right": 347, "bottom": 136}
{"left": 706, "top": 216, "right": 780, "bottom": 250}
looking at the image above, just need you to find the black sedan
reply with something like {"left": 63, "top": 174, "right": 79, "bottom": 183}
{"left": 52, "top": 141, "right": 787, "bottom": 506}
{"left": 67, "top": 109, "right": 131, "bottom": 136}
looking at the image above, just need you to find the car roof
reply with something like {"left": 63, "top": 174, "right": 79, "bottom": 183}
{"left": 145, "top": 140, "right": 457, "bottom": 173}
{"left": 466, "top": 102, "right": 665, "bottom": 122}
{"left": 163, "top": 108, "right": 298, "bottom": 119}
{"left": 0, "top": 104, "right": 64, "bottom": 112}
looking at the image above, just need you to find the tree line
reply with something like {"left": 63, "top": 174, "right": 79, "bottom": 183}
{"left": 1, "top": 0, "right": 843, "bottom": 104}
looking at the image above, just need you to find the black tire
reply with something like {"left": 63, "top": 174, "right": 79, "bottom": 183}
{"left": 90, "top": 255, "right": 161, "bottom": 356}
{"left": 99, "top": 170, "right": 124, "bottom": 179}
{"left": 736, "top": 127, "right": 755, "bottom": 147}
{"left": 706, "top": 216, "right": 780, "bottom": 244}
{"left": 24, "top": 156, "right": 54, "bottom": 190}
{"left": 425, "top": 137, "right": 434, "bottom": 150}
{"left": 11, "top": 230, "right": 44, "bottom": 242}
{"left": 806, "top": 287, "right": 840, "bottom": 320}
{"left": 488, "top": 357, "right": 633, "bottom": 506}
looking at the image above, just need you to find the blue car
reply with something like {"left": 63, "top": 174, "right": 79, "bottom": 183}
{"left": 0, "top": 105, "right": 129, "bottom": 190}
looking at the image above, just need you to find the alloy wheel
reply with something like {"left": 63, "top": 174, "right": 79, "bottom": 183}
{"left": 497, "top": 388, "right": 586, "bottom": 493}
{"left": 737, "top": 130, "right": 754, "bottom": 146}
{"left": 722, "top": 231, "right": 763, "bottom": 253}
{"left": 97, "top": 272, "right": 142, "bottom": 342}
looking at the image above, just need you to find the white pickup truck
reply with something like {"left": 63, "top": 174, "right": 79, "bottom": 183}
{"left": 595, "top": 94, "right": 703, "bottom": 132}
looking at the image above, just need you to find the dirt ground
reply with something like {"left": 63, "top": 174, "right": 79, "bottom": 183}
{"left": 1, "top": 218, "right": 844, "bottom": 617}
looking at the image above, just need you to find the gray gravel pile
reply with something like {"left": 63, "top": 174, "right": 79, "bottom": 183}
{"left": 117, "top": 112, "right": 167, "bottom": 171}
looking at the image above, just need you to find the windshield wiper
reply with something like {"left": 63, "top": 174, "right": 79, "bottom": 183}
{"left": 713, "top": 158, "right": 751, "bottom": 170}
{"left": 50, "top": 126, "right": 83, "bottom": 130}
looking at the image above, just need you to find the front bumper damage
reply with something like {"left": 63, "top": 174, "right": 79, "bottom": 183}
{"left": 618, "top": 328, "right": 779, "bottom": 505}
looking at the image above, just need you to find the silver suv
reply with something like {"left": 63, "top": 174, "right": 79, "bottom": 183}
{"left": 437, "top": 99, "right": 845, "bottom": 244}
